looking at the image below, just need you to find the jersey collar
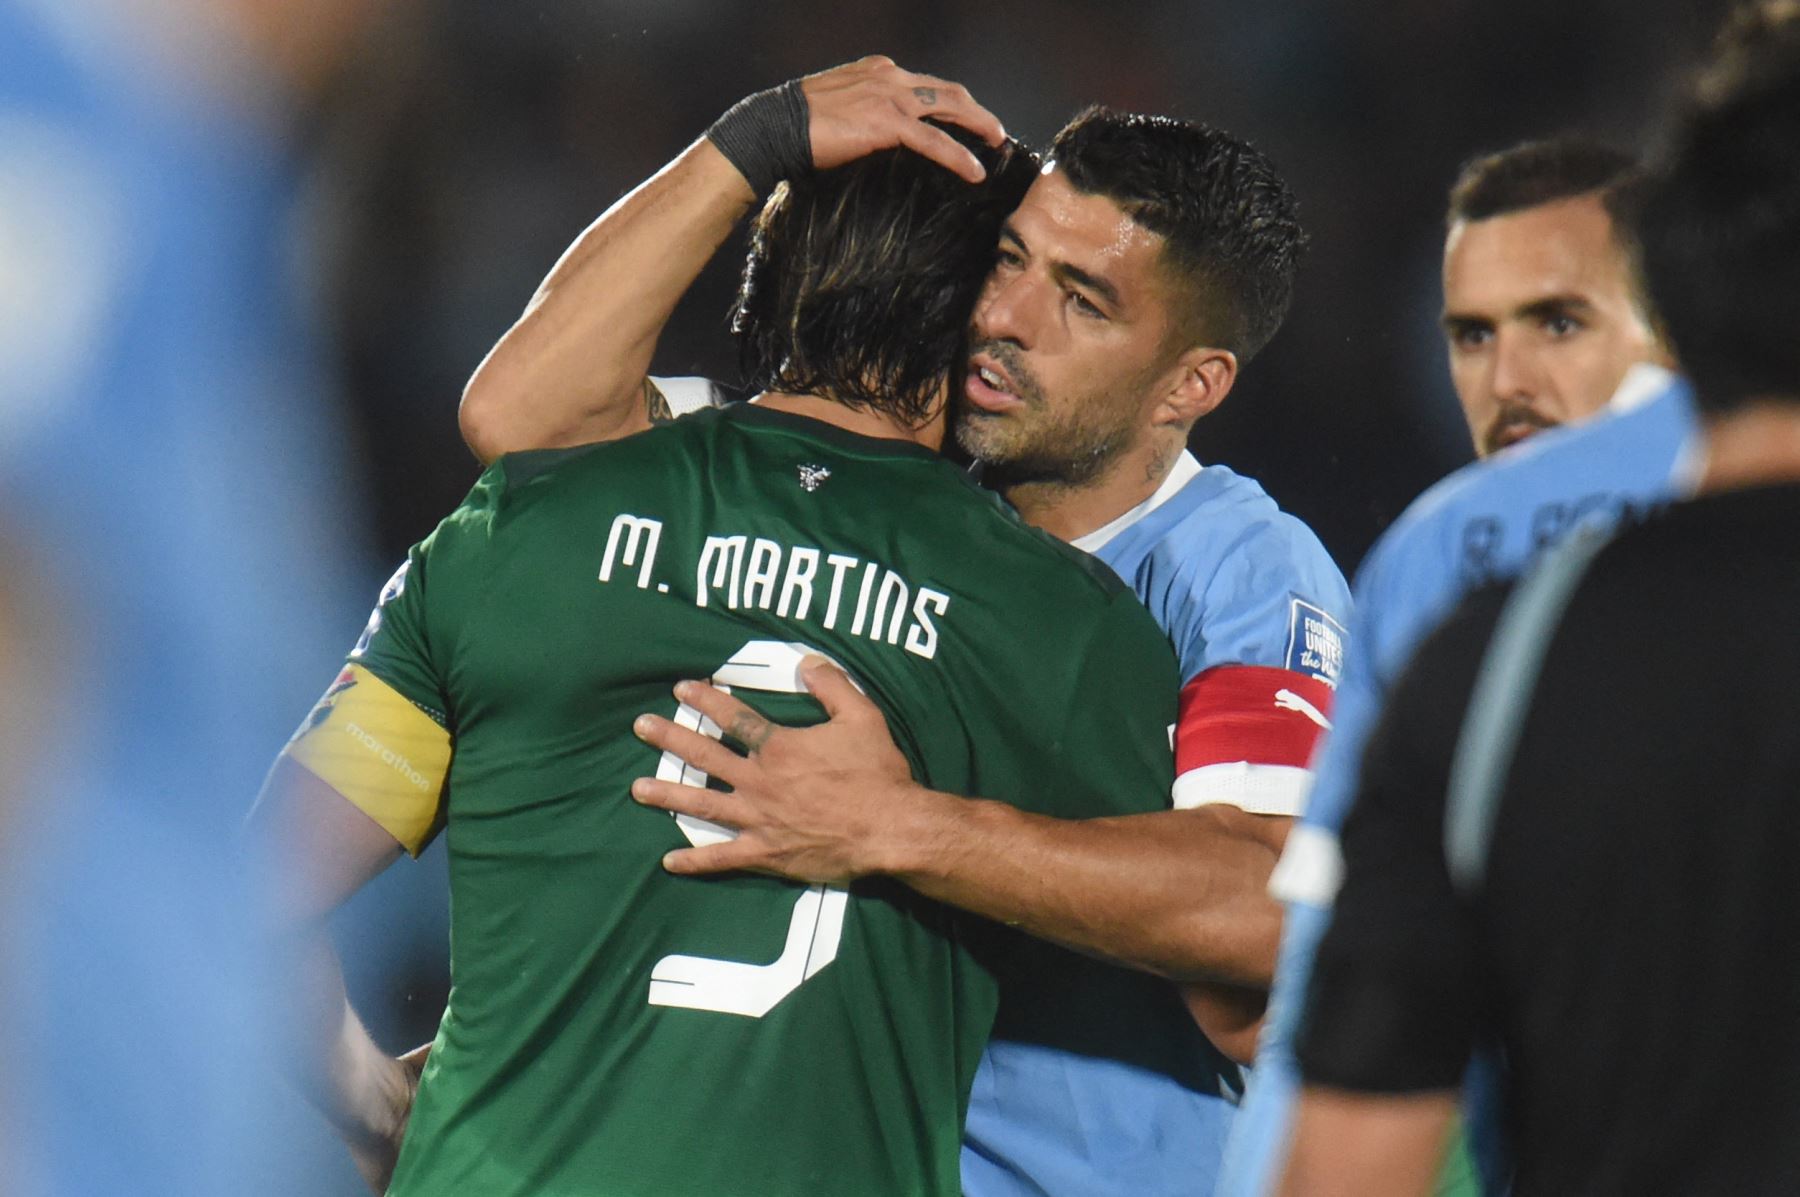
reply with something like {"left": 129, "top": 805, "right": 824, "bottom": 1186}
{"left": 1608, "top": 362, "right": 1676, "bottom": 413}
{"left": 1071, "top": 451, "right": 1203, "bottom": 554}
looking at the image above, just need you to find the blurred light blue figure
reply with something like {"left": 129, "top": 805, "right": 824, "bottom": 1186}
{"left": 0, "top": 1, "right": 380, "bottom": 1191}
{"left": 1217, "top": 366, "right": 1699, "bottom": 1195}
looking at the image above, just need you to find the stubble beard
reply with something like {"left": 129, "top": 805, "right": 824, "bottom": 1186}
{"left": 955, "top": 342, "right": 1141, "bottom": 491}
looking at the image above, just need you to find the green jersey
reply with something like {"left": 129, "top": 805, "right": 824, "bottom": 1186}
{"left": 332, "top": 404, "right": 1176, "bottom": 1196}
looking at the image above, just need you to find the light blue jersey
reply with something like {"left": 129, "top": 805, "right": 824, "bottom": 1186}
{"left": 963, "top": 453, "right": 1350, "bottom": 1197}
{"left": 1217, "top": 366, "right": 1700, "bottom": 1196}
{"left": 0, "top": 4, "right": 370, "bottom": 1192}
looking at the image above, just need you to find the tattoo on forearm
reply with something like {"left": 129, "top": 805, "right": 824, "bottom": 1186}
{"left": 913, "top": 86, "right": 938, "bottom": 106}
{"left": 728, "top": 711, "right": 774, "bottom": 753}
{"left": 644, "top": 378, "right": 674, "bottom": 425}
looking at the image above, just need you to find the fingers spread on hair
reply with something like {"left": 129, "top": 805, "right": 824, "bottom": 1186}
{"left": 897, "top": 119, "right": 986, "bottom": 183}
{"left": 906, "top": 74, "right": 1006, "bottom": 146}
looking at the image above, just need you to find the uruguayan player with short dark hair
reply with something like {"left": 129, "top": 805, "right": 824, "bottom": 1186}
{"left": 249, "top": 60, "right": 1182, "bottom": 1197}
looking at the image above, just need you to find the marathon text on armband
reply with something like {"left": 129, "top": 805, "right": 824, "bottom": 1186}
{"left": 343, "top": 721, "right": 434, "bottom": 791}
{"left": 592, "top": 513, "right": 948, "bottom": 660}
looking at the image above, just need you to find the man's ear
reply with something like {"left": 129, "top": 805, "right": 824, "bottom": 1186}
{"left": 1153, "top": 346, "right": 1238, "bottom": 428}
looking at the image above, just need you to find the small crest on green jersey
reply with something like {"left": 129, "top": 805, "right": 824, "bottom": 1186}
{"left": 797, "top": 463, "right": 832, "bottom": 492}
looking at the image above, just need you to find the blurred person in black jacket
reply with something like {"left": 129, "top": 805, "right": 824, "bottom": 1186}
{"left": 1279, "top": 3, "right": 1800, "bottom": 1193}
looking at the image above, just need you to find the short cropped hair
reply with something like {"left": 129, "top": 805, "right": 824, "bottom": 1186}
{"left": 1046, "top": 108, "right": 1305, "bottom": 363}
{"left": 1447, "top": 138, "right": 1641, "bottom": 228}
{"left": 732, "top": 128, "right": 1036, "bottom": 425}
{"left": 1639, "top": 0, "right": 1800, "bottom": 414}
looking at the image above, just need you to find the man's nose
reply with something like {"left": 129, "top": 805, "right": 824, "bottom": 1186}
{"left": 973, "top": 270, "right": 1041, "bottom": 350}
{"left": 1488, "top": 326, "right": 1545, "bottom": 405}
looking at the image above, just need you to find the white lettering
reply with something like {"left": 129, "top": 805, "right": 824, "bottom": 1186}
{"left": 778, "top": 546, "right": 820, "bottom": 619}
{"left": 1304, "top": 618, "right": 1343, "bottom": 677}
{"left": 822, "top": 553, "right": 860, "bottom": 629}
{"left": 697, "top": 535, "right": 748, "bottom": 608}
{"left": 849, "top": 562, "right": 880, "bottom": 636}
{"left": 344, "top": 721, "right": 432, "bottom": 791}
{"left": 744, "top": 538, "right": 782, "bottom": 611}
{"left": 683, "top": 533, "right": 949, "bottom": 663}
{"left": 872, "top": 570, "right": 909, "bottom": 645}
{"left": 599, "top": 514, "right": 665, "bottom": 589}
{"left": 905, "top": 588, "right": 950, "bottom": 660}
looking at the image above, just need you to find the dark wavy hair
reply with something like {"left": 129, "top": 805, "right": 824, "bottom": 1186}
{"left": 1639, "top": 0, "right": 1800, "bottom": 414}
{"left": 1046, "top": 107, "right": 1305, "bottom": 363}
{"left": 1447, "top": 137, "right": 1641, "bottom": 227}
{"left": 731, "top": 127, "right": 1036, "bottom": 426}
{"left": 1448, "top": 137, "right": 1655, "bottom": 325}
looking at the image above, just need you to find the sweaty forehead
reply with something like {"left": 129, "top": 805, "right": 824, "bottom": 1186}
{"left": 1443, "top": 194, "right": 1631, "bottom": 317}
{"left": 1010, "top": 169, "right": 1168, "bottom": 297}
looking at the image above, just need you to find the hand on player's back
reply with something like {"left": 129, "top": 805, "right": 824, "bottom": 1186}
{"left": 630, "top": 656, "right": 918, "bottom": 885}
{"left": 803, "top": 56, "right": 1006, "bottom": 183}
{"left": 346, "top": 1043, "right": 429, "bottom": 1194}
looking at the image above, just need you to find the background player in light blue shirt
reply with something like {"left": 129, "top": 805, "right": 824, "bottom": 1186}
{"left": 0, "top": 1, "right": 383, "bottom": 1192}
{"left": 1218, "top": 139, "right": 1697, "bottom": 1196}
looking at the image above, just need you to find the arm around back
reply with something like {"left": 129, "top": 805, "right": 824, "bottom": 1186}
{"left": 458, "top": 57, "right": 1006, "bottom": 463}
{"left": 244, "top": 754, "right": 422, "bottom": 1192}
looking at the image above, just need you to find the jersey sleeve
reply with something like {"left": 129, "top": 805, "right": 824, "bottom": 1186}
{"left": 1033, "top": 588, "right": 1178, "bottom": 821}
{"left": 279, "top": 546, "right": 453, "bottom": 856}
{"left": 349, "top": 549, "right": 449, "bottom": 723}
{"left": 1178, "top": 516, "right": 1350, "bottom": 687}
{"left": 1158, "top": 516, "right": 1350, "bottom": 816}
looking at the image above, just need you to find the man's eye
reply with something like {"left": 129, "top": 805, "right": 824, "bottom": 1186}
{"left": 1070, "top": 292, "right": 1105, "bottom": 319}
{"left": 1543, "top": 314, "right": 1582, "bottom": 337}
{"left": 994, "top": 247, "right": 1023, "bottom": 268}
{"left": 1450, "top": 326, "right": 1491, "bottom": 349}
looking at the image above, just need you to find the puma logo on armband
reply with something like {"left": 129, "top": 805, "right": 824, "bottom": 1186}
{"left": 1274, "top": 687, "right": 1331, "bottom": 730}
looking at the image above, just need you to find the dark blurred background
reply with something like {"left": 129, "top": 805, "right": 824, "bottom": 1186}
{"left": 311, "top": 0, "right": 1727, "bottom": 576}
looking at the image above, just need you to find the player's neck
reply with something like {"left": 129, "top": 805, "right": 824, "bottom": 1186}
{"left": 751, "top": 391, "right": 946, "bottom": 452}
{"left": 1700, "top": 398, "right": 1800, "bottom": 494}
{"left": 1002, "top": 435, "right": 1184, "bottom": 545}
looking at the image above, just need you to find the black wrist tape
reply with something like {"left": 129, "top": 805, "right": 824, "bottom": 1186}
{"left": 706, "top": 79, "right": 811, "bottom": 198}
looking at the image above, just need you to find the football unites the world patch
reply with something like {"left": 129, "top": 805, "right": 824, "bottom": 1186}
{"left": 1285, "top": 598, "right": 1347, "bottom": 687}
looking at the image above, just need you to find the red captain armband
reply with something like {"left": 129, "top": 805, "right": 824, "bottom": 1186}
{"left": 1170, "top": 665, "right": 1336, "bottom": 817}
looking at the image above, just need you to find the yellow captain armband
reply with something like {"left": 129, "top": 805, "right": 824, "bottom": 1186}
{"left": 283, "top": 663, "right": 451, "bottom": 856}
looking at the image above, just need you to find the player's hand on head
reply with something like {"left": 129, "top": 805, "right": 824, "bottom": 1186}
{"left": 801, "top": 56, "right": 1006, "bottom": 183}
{"left": 628, "top": 655, "right": 915, "bottom": 885}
